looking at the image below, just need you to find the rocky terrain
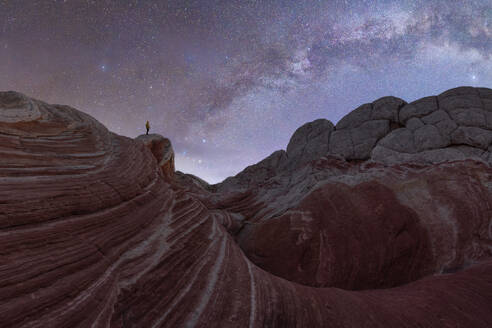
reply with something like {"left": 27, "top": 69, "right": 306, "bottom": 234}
{"left": 0, "top": 87, "right": 491, "bottom": 327}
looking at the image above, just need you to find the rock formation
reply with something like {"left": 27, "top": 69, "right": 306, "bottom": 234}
{"left": 219, "top": 87, "right": 492, "bottom": 191}
{"left": 0, "top": 87, "right": 491, "bottom": 327}
{"left": 136, "top": 133, "right": 175, "bottom": 177}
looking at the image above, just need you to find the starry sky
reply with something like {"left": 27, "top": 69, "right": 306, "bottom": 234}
{"left": 1, "top": 0, "right": 491, "bottom": 183}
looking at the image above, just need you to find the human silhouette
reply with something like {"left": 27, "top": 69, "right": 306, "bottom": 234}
{"left": 145, "top": 121, "right": 150, "bottom": 135}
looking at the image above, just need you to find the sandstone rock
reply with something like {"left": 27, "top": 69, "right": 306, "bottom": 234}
{"left": 285, "top": 119, "right": 334, "bottom": 169}
{"left": 372, "top": 87, "right": 492, "bottom": 165}
{"left": 329, "top": 129, "right": 353, "bottom": 158}
{"left": 376, "top": 128, "right": 417, "bottom": 153}
{"left": 419, "top": 110, "right": 456, "bottom": 144}
{"left": 451, "top": 145, "right": 489, "bottom": 160}
{"left": 435, "top": 118, "right": 459, "bottom": 140}
{"left": 239, "top": 180, "right": 434, "bottom": 290}
{"left": 482, "top": 98, "right": 492, "bottom": 112}
{"left": 420, "top": 109, "right": 451, "bottom": 124}
{"left": 174, "top": 171, "right": 212, "bottom": 192}
{"left": 2, "top": 89, "right": 492, "bottom": 328}
{"left": 448, "top": 107, "right": 487, "bottom": 128}
{"left": 371, "top": 96, "right": 406, "bottom": 121}
{"left": 486, "top": 111, "right": 492, "bottom": 129}
{"left": 329, "top": 97, "right": 404, "bottom": 161}
{"left": 219, "top": 149, "right": 288, "bottom": 191}
{"left": 399, "top": 96, "right": 438, "bottom": 124}
{"left": 438, "top": 86, "right": 483, "bottom": 110}
{"left": 0, "top": 91, "right": 42, "bottom": 123}
{"left": 349, "top": 119, "right": 390, "bottom": 159}
{"left": 335, "top": 103, "right": 372, "bottom": 129}
{"left": 478, "top": 87, "right": 492, "bottom": 100}
{"left": 222, "top": 86, "right": 492, "bottom": 186}
{"left": 371, "top": 145, "right": 469, "bottom": 164}
{"left": 335, "top": 96, "right": 406, "bottom": 129}
{"left": 405, "top": 117, "right": 424, "bottom": 131}
{"left": 414, "top": 124, "right": 449, "bottom": 151}
{"left": 136, "top": 133, "right": 175, "bottom": 177}
{"left": 451, "top": 126, "right": 492, "bottom": 150}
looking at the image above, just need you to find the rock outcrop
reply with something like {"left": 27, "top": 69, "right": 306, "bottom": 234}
{"left": 218, "top": 87, "right": 492, "bottom": 192}
{"left": 1, "top": 87, "right": 491, "bottom": 327}
{"left": 136, "top": 133, "right": 175, "bottom": 177}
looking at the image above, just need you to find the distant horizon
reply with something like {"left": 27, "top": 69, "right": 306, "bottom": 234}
{"left": 1, "top": 1, "right": 491, "bottom": 183}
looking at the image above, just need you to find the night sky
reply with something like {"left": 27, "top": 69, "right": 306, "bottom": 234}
{"left": 1, "top": 0, "right": 491, "bottom": 183}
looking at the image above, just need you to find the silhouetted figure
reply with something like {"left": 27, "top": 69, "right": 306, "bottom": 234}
{"left": 145, "top": 121, "right": 150, "bottom": 135}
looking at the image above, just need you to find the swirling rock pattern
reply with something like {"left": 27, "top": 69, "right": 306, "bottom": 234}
{"left": 0, "top": 88, "right": 491, "bottom": 327}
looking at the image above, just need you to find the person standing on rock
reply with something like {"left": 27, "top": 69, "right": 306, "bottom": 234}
{"left": 145, "top": 120, "right": 150, "bottom": 135}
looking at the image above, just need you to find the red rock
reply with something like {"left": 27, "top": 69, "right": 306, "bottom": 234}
{"left": 1, "top": 89, "right": 491, "bottom": 328}
{"left": 237, "top": 161, "right": 491, "bottom": 290}
{"left": 136, "top": 133, "right": 175, "bottom": 178}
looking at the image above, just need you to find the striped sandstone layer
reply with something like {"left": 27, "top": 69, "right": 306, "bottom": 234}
{"left": 1, "top": 88, "right": 491, "bottom": 327}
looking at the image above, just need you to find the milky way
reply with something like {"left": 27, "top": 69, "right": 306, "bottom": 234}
{"left": 1, "top": 0, "right": 491, "bottom": 182}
